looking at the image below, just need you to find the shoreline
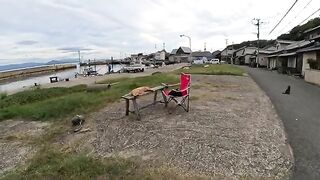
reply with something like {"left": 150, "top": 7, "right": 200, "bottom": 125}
{"left": 3, "top": 63, "right": 189, "bottom": 95}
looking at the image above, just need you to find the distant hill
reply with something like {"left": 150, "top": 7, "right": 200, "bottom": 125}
{"left": 0, "top": 62, "right": 44, "bottom": 71}
{"left": 231, "top": 40, "right": 276, "bottom": 50}
{"left": 46, "top": 59, "right": 78, "bottom": 65}
{"left": 277, "top": 17, "right": 320, "bottom": 41}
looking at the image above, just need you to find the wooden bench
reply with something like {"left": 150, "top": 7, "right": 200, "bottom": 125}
{"left": 121, "top": 85, "right": 165, "bottom": 120}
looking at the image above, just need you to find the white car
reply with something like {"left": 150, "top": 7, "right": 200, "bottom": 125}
{"left": 211, "top": 59, "right": 220, "bottom": 64}
{"left": 193, "top": 59, "right": 204, "bottom": 65}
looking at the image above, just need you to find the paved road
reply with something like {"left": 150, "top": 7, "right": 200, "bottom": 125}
{"left": 244, "top": 67, "right": 320, "bottom": 180}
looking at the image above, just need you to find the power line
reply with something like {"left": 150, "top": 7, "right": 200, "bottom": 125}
{"left": 279, "top": 0, "right": 313, "bottom": 33}
{"left": 269, "top": 0, "right": 299, "bottom": 35}
{"left": 297, "top": 7, "right": 320, "bottom": 26}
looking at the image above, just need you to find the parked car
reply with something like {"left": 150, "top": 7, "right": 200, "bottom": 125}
{"left": 193, "top": 59, "right": 204, "bottom": 65}
{"left": 211, "top": 59, "right": 220, "bottom": 64}
{"left": 123, "top": 64, "right": 145, "bottom": 73}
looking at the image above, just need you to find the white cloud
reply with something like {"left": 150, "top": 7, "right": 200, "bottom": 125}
{"left": 0, "top": 0, "right": 320, "bottom": 64}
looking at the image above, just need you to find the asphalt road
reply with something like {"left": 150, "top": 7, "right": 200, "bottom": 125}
{"left": 244, "top": 67, "right": 320, "bottom": 180}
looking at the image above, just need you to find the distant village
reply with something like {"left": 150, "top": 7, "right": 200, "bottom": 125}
{"left": 119, "top": 25, "right": 319, "bottom": 85}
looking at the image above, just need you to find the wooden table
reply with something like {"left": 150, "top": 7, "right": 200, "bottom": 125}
{"left": 121, "top": 85, "right": 165, "bottom": 120}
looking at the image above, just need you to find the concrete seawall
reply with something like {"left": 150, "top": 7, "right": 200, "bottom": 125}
{"left": 0, "top": 64, "right": 76, "bottom": 81}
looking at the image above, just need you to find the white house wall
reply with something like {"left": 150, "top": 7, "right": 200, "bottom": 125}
{"left": 245, "top": 55, "right": 251, "bottom": 64}
{"left": 258, "top": 54, "right": 268, "bottom": 67}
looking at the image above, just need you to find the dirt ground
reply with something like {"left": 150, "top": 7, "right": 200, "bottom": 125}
{"left": 0, "top": 74, "right": 294, "bottom": 179}
{"left": 77, "top": 74, "right": 292, "bottom": 179}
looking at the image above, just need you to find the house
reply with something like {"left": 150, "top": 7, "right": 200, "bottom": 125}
{"left": 191, "top": 51, "right": 213, "bottom": 62}
{"left": 304, "top": 25, "right": 320, "bottom": 41}
{"left": 169, "top": 49, "right": 178, "bottom": 63}
{"left": 266, "top": 40, "right": 297, "bottom": 71}
{"left": 154, "top": 50, "right": 166, "bottom": 61}
{"left": 256, "top": 49, "right": 274, "bottom": 67}
{"left": 212, "top": 50, "right": 221, "bottom": 60}
{"left": 297, "top": 25, "right": 320, "bottom": 85}
{"left": 267, "top": 40, "right": 313, "bottom": 74}
{"left": 221, "top": 46, "right": 236, "bottom": 64}
{"left": 131, "top": 53, "right": 145, "bottom": 64}
{"left": 233, "top": 46, "right": 257, "bottom": 65}
{"left": 169, "top": 47, "right": 192, "bottom": 63}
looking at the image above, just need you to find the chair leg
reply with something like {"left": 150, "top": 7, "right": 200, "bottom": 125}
{"left": 179, "top": 96, "right": 189, "bottom": 112}
{"left": 161, "top": 92, "right": 168, "bottom": 107}
{"left": 186, "top": 95, "right": 190, "bottom": 112}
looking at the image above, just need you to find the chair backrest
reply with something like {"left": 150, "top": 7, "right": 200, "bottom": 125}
{"left": 180, "top": 73, "right": 191, "bottom": 96}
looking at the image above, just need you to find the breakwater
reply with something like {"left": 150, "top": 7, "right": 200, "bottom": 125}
{"left": 0, "top": 64, "right": 76, "bottom": 81}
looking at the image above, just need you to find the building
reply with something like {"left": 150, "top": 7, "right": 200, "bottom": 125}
{"left": 233, "top": 46, "right": 257, "bottom": 65}
{"left": 267, "top": 40, "right": 313, "bottom": 75}
{"left": 221, "top": 46, "right": 236, "bottom": 64}
{"left": 130, "top": 53, "right": 145, "bottom": 64}
{"left": 297, "top": 25, "right": 320, "bottom": 85}
{"left": 212, "top": 50, "right": 221, "bottom": 60}
{"left": 191, "top": 51, "right": 213, "bottom": 62}
{"left": 169, "top": 46, "right": 192, "bottom": 63}
{"left": 154, "top": 50, "right": 166, "bottom": 61}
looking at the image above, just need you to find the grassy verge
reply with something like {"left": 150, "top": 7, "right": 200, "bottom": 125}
{"left": 1, "top": 148, "right": 138, "bottom": 180}
{"left": 176, "top": 64, "right": 245, "bottom": 76}
{"left": 0, "top": 74, "right": 178, "bottom": 121}
{"left": 1, "top": 145, "right": 199, "bottom": 180}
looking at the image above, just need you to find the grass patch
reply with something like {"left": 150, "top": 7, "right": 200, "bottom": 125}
{"left": 1, "top": 148, "right": 139, "bottom": 180}
{"left": 177, "top": 64, "right": 245, "bottom": 76}
{"left": 0, "top": 92, "right": 7, "bottom": 100}
{"left": 0, "top": 85, "right": 86, "bottom": 108}
{"left": 1, "top": 146, "right": 202, "bottom": 180}
{"left": 0, "top": 74, "right": 178, "bottom": 121}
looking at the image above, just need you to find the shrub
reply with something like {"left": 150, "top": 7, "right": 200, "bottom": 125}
{"left": 307, "top": 58, "right": 320, "bottom": 70}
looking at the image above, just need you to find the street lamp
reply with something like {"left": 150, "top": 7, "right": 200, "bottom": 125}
{"left": 180, "top": 34, "right": 192, "bottom": 50}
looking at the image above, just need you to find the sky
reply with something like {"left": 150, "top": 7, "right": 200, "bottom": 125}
{"left": 0, "top": 0, "right": 319, "bottom": 65}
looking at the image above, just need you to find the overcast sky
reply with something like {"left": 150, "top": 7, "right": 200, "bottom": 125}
{"left": 0, "top": 0, "right": 319, "bottom": 65}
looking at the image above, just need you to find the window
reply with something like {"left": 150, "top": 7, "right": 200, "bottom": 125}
{"left": 288, "top": 57, "right": 296, "bottom": 68}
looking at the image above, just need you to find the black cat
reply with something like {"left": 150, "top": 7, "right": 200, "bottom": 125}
{"left": 282, "top": 85, "right": 291, "bottom": 95}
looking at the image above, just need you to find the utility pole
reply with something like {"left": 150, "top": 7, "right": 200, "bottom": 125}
{"left": 253, "top": 18, "right": 261, "bottom": 68}
{"left": 225, "top": 39, "right": 229, "bottom": 63}
{"left": 78, "top": 50, "right": 81, "bottom": 63}
{"left": 204, "top": 42, "right": 207, "bottom": 51}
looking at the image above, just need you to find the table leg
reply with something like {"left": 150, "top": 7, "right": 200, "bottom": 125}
{"left": 132, "top": 98, "right": 141, "bottom": 120}
{"left": 153, "top": 90, "right": 158, "bottom": 105}
{"left": 125, "top": 99, "right": 129, "bottom": 116}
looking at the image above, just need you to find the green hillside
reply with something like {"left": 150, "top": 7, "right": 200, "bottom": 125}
{"left": 277, "top": 17, "right": 320, "bottom": 41}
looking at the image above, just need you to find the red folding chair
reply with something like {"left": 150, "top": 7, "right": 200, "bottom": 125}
{"left": 161, "top": 73, "right": 191, "bottom": 112}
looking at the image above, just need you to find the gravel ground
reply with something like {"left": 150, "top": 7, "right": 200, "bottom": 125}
{"left": 89, "top": 75, "right": 293, "bottom": 179}
{"left": 0, "top": 120, "right": 49, "bottom": 175}
{"left": 0, "top": 74, "right": 293, "bottom": 179}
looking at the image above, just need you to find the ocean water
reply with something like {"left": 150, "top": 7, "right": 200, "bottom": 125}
{"left": 0, "top": 64, "right": 124, "bottom": 93}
